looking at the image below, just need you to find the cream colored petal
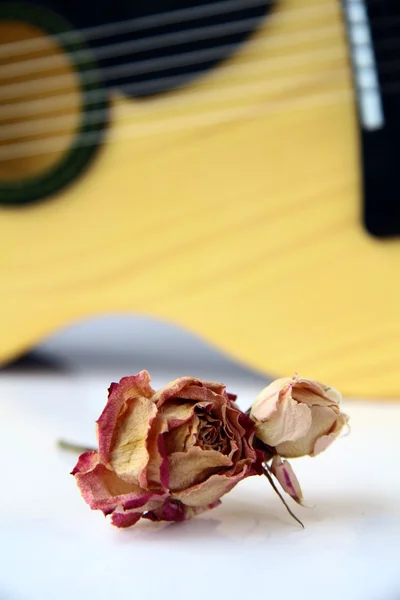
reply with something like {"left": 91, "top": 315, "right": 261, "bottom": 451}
{"left": 110, "top": 396, "right": 157, "bottom": 486}
{"left": 312, "top": 412, "right": 349, "bottom": 456}
{"left": 168, "top": 446, "right": 232, "bottom": 491}
{"left": 250, "top": 378, "right": 292, "bottom": 419}
{"left": 254, "top": 385, "right": 312, "bottom": 447}
{"left": 164, "top": 415, "right": 199, "bottom": 455}
{"left": 172, "top": 471, "right": 242, "bottom": 507}
{"left": 146, "top": 414, "right": 169, "bottom": 489}
{"left": 320, "top": 384, "right": 342, "bottom": 404}
{"left": 276, "top": 405, "right": 337, "bottom": 458}
{"left": 152, "top": 376, "right": 197, "bottom": 406}
{"left": 159, "top": 402, "right": 196, "bottom": 429}
{"left": 292, "top": 379, "right": 341, "bottom": 408}
{"left": 270, "top": 455, "right": 303, "bottom": 504}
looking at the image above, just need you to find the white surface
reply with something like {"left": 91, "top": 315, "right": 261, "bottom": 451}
{"left": 1, "top": 365, "right": 400, "bottom": 600}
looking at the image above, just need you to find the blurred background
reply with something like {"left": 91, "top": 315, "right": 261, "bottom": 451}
{"left": 1, "top": 0, "right": 400, "bottom": 396}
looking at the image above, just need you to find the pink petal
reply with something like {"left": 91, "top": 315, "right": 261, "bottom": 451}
{"left": 270, "top": 455, "right": 303, "bottom": 504}
{"left": 152, "top": 377, "right": 201, "bottom": 407}
{"left": 111, "top": 509, "right": 142, "bottom": 528}
{"left": 73, "top": 458, "right": 166, "bottom": 515}
{"left": 144, "top": 499, "right": 221, "bottom": 523}
{"left": 312, "top": 412, "right": 349, "bottom": 456}
{"left": 96, "top": 371, "right": 155, "bottom": 464}
{"left": 277, "top": 405, "right": 337, "bottom": 458}
{"left": 153, "top": 377, "right": 227, "bottom": 408}
{"left": 71, "top": 450, "right": 98, "bottom": 476}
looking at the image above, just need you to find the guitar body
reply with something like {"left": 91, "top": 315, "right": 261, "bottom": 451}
{"left": 1, "top": 0, "right": 399, "bottom": 398}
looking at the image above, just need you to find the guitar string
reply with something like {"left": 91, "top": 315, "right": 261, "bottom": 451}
{"left": 0, "top": 4, "right": 339, "bottom": 79}
{"left": 2, "top": 20, "right": 398, "bottom": 112}
{"left": 0, "top": 0, "right": 391, "bottom": 59}
{"left": 2, "top": 29, "right": 400, "bottom": 140}
{"left": 2, "top": 4, "right": 399, "bottom": 97}
{"left": 7, "top": 62, "right": 400, "bottom": 162}
{"left": 0, "top": 15, "right": 345, "bottom": 100}
{"left": 0, "top": 67, "right": 348, "bottom": 141}
{"left": 0, "top": 32, "right": 346, "bottom": 121}
{"left": 0, "top": 86, "right": 365, "bottom": 162}
{"left": 0, "top": 2, "right": 396, "bottom": 153}
{"left": 0, "top": 44, "right": 349, "bottom": 139}
{"left": 3, "top": 1, "right": 400, "bottom": 82}
{"left": 0, "top": 0, "right": 339, "bottom": 58}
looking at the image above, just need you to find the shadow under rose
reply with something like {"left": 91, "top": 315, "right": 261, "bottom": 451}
{"left": 111, "top": 492, "right": 395, "bottom": 545}
{"left": 109, "top": 498, "right": 301, "bottom": 545}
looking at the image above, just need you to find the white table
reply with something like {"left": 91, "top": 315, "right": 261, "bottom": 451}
{"left": 1, "top": 364, "right": 400, "bottom": 600}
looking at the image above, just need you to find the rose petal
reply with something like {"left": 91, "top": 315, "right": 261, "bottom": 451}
{"left": 168, "top": 446, "right": 232, "bottom": 491}
{"left": 223, "top": 404, "right": 244, "bottom": 460}
{"left": 291, "top": 381, "right": 338, "bottom": 409}
{"left": 143, "top": 498, "right": 221, "bottom": 523}
{"left": 71, "top": 450, "right": 98, "bottom": 476}
{"left": 270, "top": 455, "right": 303, "bottom": 504}
{"left": 110, "top": 489, "right": 174, "bottom": 528}
{"left": 320, "top": 384, "right": 342, "bottom": 404}
{"left": 143, "top": 498, "right": 188, "bottom": 522}
{"left": 254, "top": 384, "right": 312, "bottom": 447}
{"left": 146, "top": 414, "right": 169, "bottom": 489}
{"left": 288, "top": 374, "right": 342, "bottom": 406}
{"left": 276, "top": 405, "right": 337, "bottom": 458}
{"left": 152, "top": 377, "right": 201, "bottom": 406}
{"left": 111, "top": 508, "right": 142, "bottom": 528}
{"left": 172, "top": 468, "right": 249, "bottom": 507}
{"left": 159, "top": 401, "right": 197, "bottom": 430}
{"left": 97, "top": 371, "right": 155, "bottom": 464}
{"left": 73, "top": 458, "right": 166, "bottom": 515}
{"left": 163, "top": 414, "right": 199, "bottom": 455}
{"left": 312, "top": 412, "right": 349, "bottom": 456}
{"left": 176, "top": 384, "right": 222, "bottom": 403}
{"left": 153, "top": 377, "right": 228, "bottom": 408}
{"left": 110, "top": 395, "right": 157, "bottom": 487}
{"left": 250, "top": 377, "right": 293, "bottom": 419}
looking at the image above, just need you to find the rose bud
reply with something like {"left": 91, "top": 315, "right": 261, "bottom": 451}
{"left": 72, "top": 370, "right": 263, "bottom": 528}
{"left": 250, "top": 374, "right": 349, "bottom": 458}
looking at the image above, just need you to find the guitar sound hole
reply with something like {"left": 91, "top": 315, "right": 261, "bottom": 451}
{"left": 0, "top": 21, "right": 81, "bottom": 183}
{"left": 36, "top": 0, "right": 275, "bottom": 97}
{"left": 0, "top": 0, "right": 273, "bottom": 205}
{"left": 0, "top": 3, "right": 108, "bottom": 206}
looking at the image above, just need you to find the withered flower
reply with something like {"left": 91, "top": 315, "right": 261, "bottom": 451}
{"left": 72, "top": 370, "right": 263, "bottom": 527}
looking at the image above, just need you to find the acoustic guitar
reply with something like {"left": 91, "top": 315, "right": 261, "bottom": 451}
{"left": 1, "top": 0, "right": 399, "bottom": 398}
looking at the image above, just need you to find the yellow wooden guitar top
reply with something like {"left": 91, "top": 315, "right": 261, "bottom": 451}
{"left": 1, "top": 0, "right": 399, "bottom": 398}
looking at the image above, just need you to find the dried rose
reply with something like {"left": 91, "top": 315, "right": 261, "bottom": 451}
{"left": 250, "top": 374, "right": 349, "bottom": 459}
{"left": 72, "top": 370, "right": 262, "bottom": 528}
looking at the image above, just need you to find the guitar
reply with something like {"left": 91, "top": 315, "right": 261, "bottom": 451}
{"left": 1, "top": 0, "right": 400, "bottom": 398}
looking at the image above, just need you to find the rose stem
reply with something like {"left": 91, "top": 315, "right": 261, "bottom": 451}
{"left": 57, "top": 439, "right": 96, "bottom": 454}
{"left": 262, "top": 464, "right": 305, "bottom": 529}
